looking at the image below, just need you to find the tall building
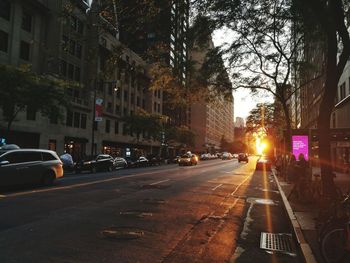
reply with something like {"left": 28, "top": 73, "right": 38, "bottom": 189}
{"left": 118, "top": 0, "right": 190, "bottom": 126}
{"left": 235, "top": 117, "right": 245, "bottom": 128}
{"left": 0, "top": 0, "right": 161, "bottom": 160}
{"left": 189, "top": 39, "right": 234, "bottom": 153}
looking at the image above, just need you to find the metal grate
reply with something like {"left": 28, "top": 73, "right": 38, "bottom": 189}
{"left": 260, "top": 232, "right": 295, "bottom": 255}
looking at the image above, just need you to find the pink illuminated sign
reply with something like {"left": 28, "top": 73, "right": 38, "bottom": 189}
{"left": 292, "top": 135, "right": 309, "bottom": 161}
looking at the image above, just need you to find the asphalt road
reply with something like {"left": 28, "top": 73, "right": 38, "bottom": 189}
{"left": 0, "top": 158, "right": 301, "bottom": 263}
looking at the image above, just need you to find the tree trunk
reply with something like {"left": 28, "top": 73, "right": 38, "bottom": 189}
{"left": 281, "top": 102, "right": 292, "bottom": 153}
{"left": 318, "top": 30, "right": 338, "bottom": 199}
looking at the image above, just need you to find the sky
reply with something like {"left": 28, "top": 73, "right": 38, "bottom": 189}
{"left": 212, "top": 30, "right": 273, "bottom": 121}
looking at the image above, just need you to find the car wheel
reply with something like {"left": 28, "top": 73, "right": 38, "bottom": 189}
{"left": 91, "top": 166, "right": 97, "bottom": 173}
{"left": 42, "top": 171, "right": 55, "bottom": 186}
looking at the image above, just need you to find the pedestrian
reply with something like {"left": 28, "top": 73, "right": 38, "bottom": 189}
{"left": 296, "top": 153, "right": 309, "bottom": 200}
{"left": 287, "top": 154, "right": 297, "bottom": 183}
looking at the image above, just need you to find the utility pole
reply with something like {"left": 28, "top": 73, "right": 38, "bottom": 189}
{"left": 91, "top": 79, "right": 97, "bottom": 157}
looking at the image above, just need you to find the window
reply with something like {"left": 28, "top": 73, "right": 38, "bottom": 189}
{"left": 62, "top": 35, "right": 68, "bottom": 52}
{"left": 74, "top": 66, "right": 81, "bottom": 81}
{"left": 42, "top": 152, "right": 56, "bottom": 161}
{"left": 107, "top": 102, "right": 112, "bottom": 113}
{"left": 69, "top": 39, "right": 75, "bottom": 55}
{"left": 340, "top": 83, "right": 346, "bottom": 100}
{"left": 81, "top": 114, "right": 87, "bottom": 129}
{"left": 131, "top": 93, "right": 134, "bottom": 104}
{"left": 105, "top": 119, "right": 110, "bottom": 133}
{"left": 142, "top": 99, "right": 145, "bottom": 109}
{"left": 0, "top": 30, "right": 8, "bottom": 52}
{"left": 76, "top": 43, "right": 82, "bottom": 58}
{"left": 0, "top": 0, "right": 11, "bottom": 21}
{"left": 73, "top": 112, "right": 80, "bottom": 128}
{"left": 124, "top": 91, "right": 128, "bottom": 101}
{"left": 19, "top": 41, "right": 30, "bottom": 61}
{"left": 77, "top": 20, "right": 84, "bottom": 34}
{"left": 3, "top": 151, "right": 41, "bottom": 164}
{"left": 49, "top": 113, "right": 58, "bottom": 124}
{"left": 108, "top": 84, "right": 113, "bottom": 95}
{"left": 66, "top": 110, "right": 73, "bottom": 126}
{"left": 21, "top": 10, "right": 32, "bottom": 32}
{"left": 114, "top": 121, "right": 119, "bottom": 134}
{"left": 68, "top": 63, "right": 74, "bottom": 79}
{"left": 60, "top": 60, "right": 67, "bottom": 76}
{"left": 154, "top": 102, "right": 157, "bottom": 111}
{"left": 70, "top": 16, "right": 77, "bottom": 31}
{"left": 26, "top": 107, "right": 36, "bottom": 120}
{"left": 115, "top": 104, "right": 120, "bottom": 114}
{"left": 93, "top": 121, "right": 98, "bottom": 131}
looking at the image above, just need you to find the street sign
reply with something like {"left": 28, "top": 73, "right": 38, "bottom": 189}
{"left": 95, "top": 98, "right": 103, "bottom": 122}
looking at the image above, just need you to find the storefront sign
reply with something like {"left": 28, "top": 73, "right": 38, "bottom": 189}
{"left": 95, "top": 98, "right": 103, "bottom": 122}
{"left": 292, "top": 135, "right": 309, "bottom": 160}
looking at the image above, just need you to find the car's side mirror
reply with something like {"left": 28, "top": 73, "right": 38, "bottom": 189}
{"left": 0, "top": 160, "right": 10, "bottom": 166}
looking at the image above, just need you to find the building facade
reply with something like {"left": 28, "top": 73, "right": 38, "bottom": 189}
{"left": 0, "top": 0, "right": 161, "bottom": 160}
{"left": 189, "top": 40, "right": 235, "bottom": 153}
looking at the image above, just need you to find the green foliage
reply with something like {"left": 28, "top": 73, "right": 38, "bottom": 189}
{"left": 0, "top": 65, "right": 71, "bottom": 131}
{"left": 245, "top": 102, "right": 284, "bottom": 138}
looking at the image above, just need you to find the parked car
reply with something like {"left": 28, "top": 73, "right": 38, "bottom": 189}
{"left": 75, "top": 155, "right": 114, "bottom": 174}
{"left": 238, "top": 153, "right": 249, "bottom": 163}
{"left": 221, "top": 152, "right": 233, "bottom": 160}
{"left": 113, "top": 157, "right": 128, "bottom": 168}
{"left": 0, "top": 149, "right": 63, "bottom": 187}
{"left": 147, "top": 155, "right": 162, "bottom": 166}
{"left": 179, "top": 154, "right": 198, "bottom": 166}
{"left": 0, "top": 144, "right": 20, "bottom": 155}
{"left": 125, "top": 156, "right": 149, "bottom": 168}
{"left": 256, "top": 157, "right": 272, "bottom": 171}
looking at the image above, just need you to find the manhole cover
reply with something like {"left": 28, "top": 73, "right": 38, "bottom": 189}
{"left": 260, "top": 233, "right": 295, "bottom": 255}
{"left": 141, "top": 198, "right": 166, "bottom": 204}
{"left": 119, "top": 211, "right": 153, "bottom": 218}
{"left": 101, "top": 227, "right": 144, "bottom": 240}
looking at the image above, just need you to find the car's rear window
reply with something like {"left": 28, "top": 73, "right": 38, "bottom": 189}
{"left": 42, "top": 152, "right": 57, "bottom": 161}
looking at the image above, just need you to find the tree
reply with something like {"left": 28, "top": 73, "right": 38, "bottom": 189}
{"left": 191, "top": 0, "right": 305, "bottom": 149}
{"left": 292, "top": 0, "right": 350, "bottom": 197}
{"left": 0, "top": 65, "right": 71, "bottom": 133}
{"left": 246, "top": 102, "right": 284, "bottom": 139}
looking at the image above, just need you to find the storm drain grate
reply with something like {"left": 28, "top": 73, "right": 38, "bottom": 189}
{"left": 260, "top": 233, "right": 295, "bottom": 255}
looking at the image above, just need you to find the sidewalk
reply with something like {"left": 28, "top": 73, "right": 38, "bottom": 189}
{"left": 274, "top": 168, "right": 350, "bottom": 263}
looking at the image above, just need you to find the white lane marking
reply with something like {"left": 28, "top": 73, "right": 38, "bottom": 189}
{"left": 0, "top": 195, "right": 6, "bottom": 198}
{"left": 230, "top": 173, "right": 252, "bottom": 196}
{"left": 149, "top": 179, "right": 170, "bottom": 186}
{"left": 212, "top": 184, "right": 223, "bottom": 191}
{"left": 225, "top": 172, "right": 231, "bottom": 174}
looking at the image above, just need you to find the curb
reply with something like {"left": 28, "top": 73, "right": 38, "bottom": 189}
{"left": 272, "top": 172, "right": 317, "bottom": 263}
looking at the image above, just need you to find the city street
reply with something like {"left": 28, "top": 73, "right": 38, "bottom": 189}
{"left": 0, "top": 158, "right": 300, "bottom": 263}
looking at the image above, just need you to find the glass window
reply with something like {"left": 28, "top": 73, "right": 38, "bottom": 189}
{"left": 0, "top": 0, "right": 11, "bottom": 21}
{"left": 60, "top": 60, "right": 67, "bottom": 76}
{"left": 68, "top": 63, "right": 74, "bottom": 79}
{"left": 0, "top": 30, "right": 8, "bottom": 52}
{"left": 42, "top": 152, "right": 56, "bottom": 161}
{"left": 76, "top": 43, "right": 82, "bottom": 58}
{"left": 4, "top": 151, "right": 42, "bottom": 164}
{"left": 26, "top": 107, "right": 36, "bottom": 120}
{"left": 77, "top": 19, "right": 84, "bottom": 34}
{"left": 73, "top": 112, "right": 80, "bottom": 128}
{"left": 19, "top": 41, "right": 30, "bottom": 61}
{"left": 21, "top": 10, "right": 32, "bottom": 32}
{"left": 69, "top": 39, "right": 75, "bottom": 55}
{"left": 62, "top": 35, "right": 68, "bottom": 52}
{"left": 81, "top": 114, "right": 87, "bottom": 129}
{"left": 114, "top": 121, "right": 119, "bottom": 134}
{"left": 66, "top": 110, "right": 73, "bottom": 126}
{"left": 105, "top": 119, "right": 110, "bottom": 133}
{"left": 74, "top": 66, "right": 81, "bottom": 81}
{"left": 70, "top": 16, "right": 77, "bottom": 31}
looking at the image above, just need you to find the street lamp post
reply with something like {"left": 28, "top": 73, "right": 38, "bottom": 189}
{"left": 90, "top": 80, "right": 119, "bottom": 157}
